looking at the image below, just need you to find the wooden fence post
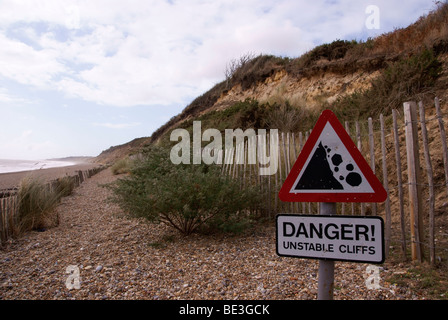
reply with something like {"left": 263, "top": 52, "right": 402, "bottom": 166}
{"left": 368, "top": 118, "right": 377, "bottom": 216}
{"left": 299, "top": 132, "right": 306, "bottom": 214}
{"left": 356, "top": 121, "right": 366, "bottom": 216}
{"left": 343, "top": 121, "right": 349, "bottom": 215}
{"left": 345, "top": 121, "right": 355, "bottom": 215}
{"left": 434, "top": 97, "right": 448, "bottom": 197}
{"left": 266, "top": 134, "right": 271, "bottom": 218}
{"left": 0, "top": 198, "right": 5, "bottom": 246}
{"left": 392, "top": 109, "right": 407, "bottom": 258}
{"left": 419, "top": 101, "right": 435, "bottom": 266}
{"left": 291, "top": 133, "right": 299, "bottom": 213}
{"left": 404, "top": 101, "right": 424, "bottom": 262}
{"left": 278, "top": 133, "right": 284, "bottom": 211}
{"left": 77, "top": 170, "right": 84, "bottom": 184}
{"left": 380, "top": 114, "right": 391, "bottom": 257}
{"left": 285, "top": 133, "right": 293, "bottom": 213}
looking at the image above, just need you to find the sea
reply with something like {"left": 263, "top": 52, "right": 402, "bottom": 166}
{"left": 0, "top": 159, "right": 77, "bottom": 174}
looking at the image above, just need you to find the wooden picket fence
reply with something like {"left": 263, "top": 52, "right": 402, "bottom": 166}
{"left": 220, "top": 97, "right": 448, "bottom": 265}
{"left": 2, "top": 99, "right": 447, "bottom": 265}
{"left": 0, "top": 166, "right": 105, "bottom": 247}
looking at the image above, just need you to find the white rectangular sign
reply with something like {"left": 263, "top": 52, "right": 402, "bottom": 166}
{"left": 276, "top": 214, "right": 385, "bottom": 263}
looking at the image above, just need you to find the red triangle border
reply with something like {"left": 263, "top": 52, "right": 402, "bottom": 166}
{"left": 278, "top": 110, "right": 387, "bottom": 203}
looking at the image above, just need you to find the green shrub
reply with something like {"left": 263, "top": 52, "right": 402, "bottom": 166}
{"left": 106, "top": 146, "right": 263, "bottom": 235}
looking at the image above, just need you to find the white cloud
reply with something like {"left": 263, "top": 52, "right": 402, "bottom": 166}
{"left": 0, "top": 0, "right": 312, "bottom": 107}
{"left": 0, "top": 88, "right": 30, "bottom": 104}
{"left": 0, "top": 33, "right": 67, "bottom": 88}
{"left": 0, "top": 0, "right": 435, "bottom": 109}
{"left": 0, "top": 0, "right": 435, "bottom": 161}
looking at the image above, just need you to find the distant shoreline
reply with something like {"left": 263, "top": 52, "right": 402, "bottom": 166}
{"left": 0, "top": 157, "right": 94, "bottom": 173}
{"left": 46, "top": 156, "right": 94, "bottom": 163}
{"left": 0, "top": 158, "right": 99, "bottom": 190}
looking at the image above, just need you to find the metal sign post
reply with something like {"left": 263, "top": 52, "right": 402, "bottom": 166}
{"left": 317, "top": 202, "right": 336, "bottom": 300}
{"left": 276, "top": 110, "right": 388, "bottom": 301}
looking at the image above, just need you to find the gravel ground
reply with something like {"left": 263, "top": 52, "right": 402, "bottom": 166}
{"left": 0, "top": 168, "right": 428, "bottom": 300}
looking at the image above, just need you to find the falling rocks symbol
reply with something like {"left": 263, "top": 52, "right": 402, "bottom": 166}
{"left": 295, "top": 142, "right": 342, "bottom": 190}
{"left": 279, "top": 109, "right": 387, "bottom": 203}
{"left": 294, "top": 142, "right": 363, "bottom": 191}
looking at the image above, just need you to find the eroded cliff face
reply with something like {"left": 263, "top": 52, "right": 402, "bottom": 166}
{"left": 213, "top": 68, "right": 382, "bottom": 112}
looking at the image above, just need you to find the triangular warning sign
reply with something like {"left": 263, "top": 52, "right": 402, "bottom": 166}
{"left": 279, "top": 110, "right": 387, "bottom": 203}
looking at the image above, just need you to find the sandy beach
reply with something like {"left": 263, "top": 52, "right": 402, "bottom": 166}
{"left": 0, "top": 159, "right": 100, "bottom": 190}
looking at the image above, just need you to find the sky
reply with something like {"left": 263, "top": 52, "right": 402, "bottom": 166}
{"left": 0, "top": 0, "right": 437, "bottom": 160}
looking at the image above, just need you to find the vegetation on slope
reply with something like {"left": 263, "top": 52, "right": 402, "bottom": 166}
{"left": 332, "top": 47, "right": 443, "bottom": 119}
